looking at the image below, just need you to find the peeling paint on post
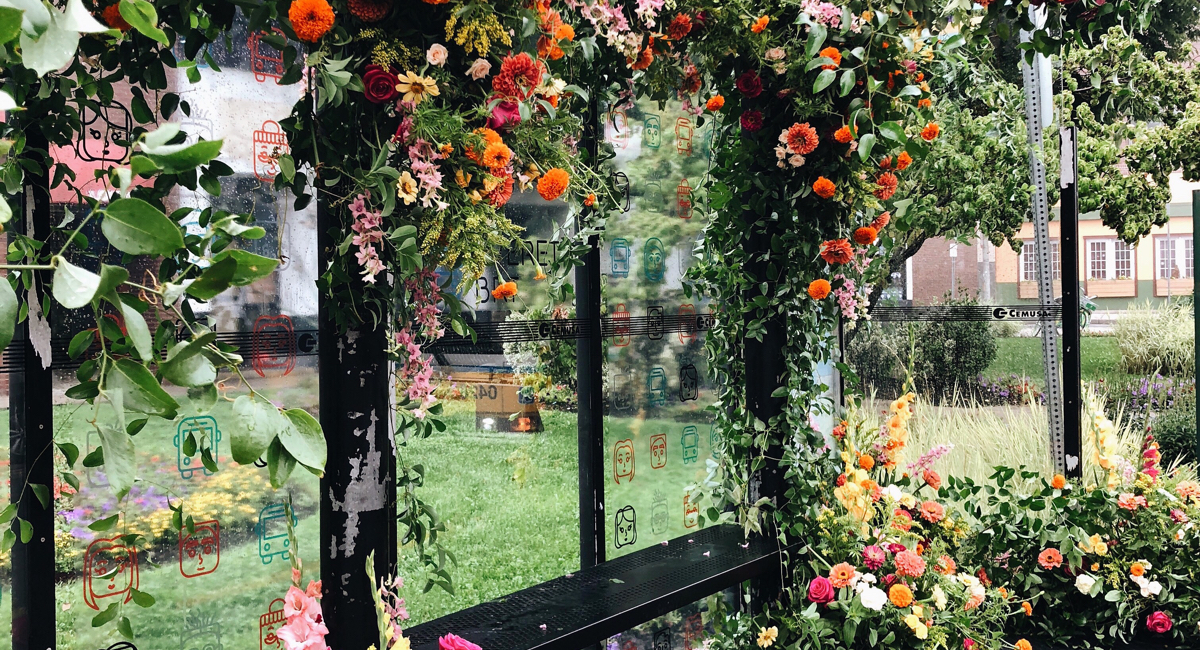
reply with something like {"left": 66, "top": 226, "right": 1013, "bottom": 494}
{"left": 319, "top": 198, "right": 397, "bottom": 649}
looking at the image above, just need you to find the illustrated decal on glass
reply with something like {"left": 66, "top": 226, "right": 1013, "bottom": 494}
{"left": 182, "top": 610, "right": 223, "bottom": 650}
{"left": 679, "top": 363, "right": 699, "bottom": 402}
{"left": 683, "top": 493, "right": 699, "bottom": 528}
{"left": 623, "top": 639, "right": 638, "bottom": 650}
{"left": 78, "top": 102, "right": 133, "bottom": 163}
{"left": 611, "top": 238, "right": 631, "bottom": 277}
{"left": 180, "top": 108, "right": 215, "bottom": 144}
{"left": 613, "top": 369, "right": 636, "bottom": 411}
{"left": 249, "top": 29, "right": 286, "bottom": 82}
{"left": 614, "top": 439, "right": 635, "bottom": 484}
{"left": 643, "top": 114, "right": 661, "bottom": 148}
{"left": 644, "top": 237, "right": 666, "bottom": 282}
{"left": 647, "top": 305, "right": 664, "bottom": 340}
{"left": 710, "top": 422, "right": 719, "bottom": 459}
{"left": 650, "top": 433, "right": 668, "bottom": 469}
{"left": 175, "top": 416, "right": 221, "bottom": 479}
{"left": 613, "top": 303, "right": 631, "bottom": 347}
{"left": 647, "top": 368, "right": 667, "bottom": 406}
{"left": 253, "top": 120, "right": 289, "bottom": 182}
{"left": 256, "top": 502, "right": 296, "bottom": 564}
{"left": 83, "top": 536, "right": 139, "bottom": 610}
{"left": 653, "top": 626, "right": 673, "bottom": 650}
{"left": 614, "top": 505, "right": 637, "bottom": 548}
{"left": 675, "top": 117, "right": 693, "bottom": 156}
{"left": 252, "top": 314, "right": 298, "bottom": 377}
{"left": 681, "top": 426, "right": 699, "bottom": 464}
{"left": 651, "top": 490, "right": 668, "bottom": 535}
{"left": 609, "top": 109, "right": 629, "bottom": 148}
{"left": 676, "top": 178, "right": 693, "bottom": 219}
{"left": 684, "top": 614, "right": 705, "bottom": 650}
{"left": 260, "top": 598, "right": 287, "bottom": 650}
{"left": 103, "top": 643, "right": 138, "bottom": 650}
{"left": 612, "top": 170, "right": 631, "bottom": 212}
{"left": 678, "top": 304, "right": 697, "bottom": 343}
{"left": 179, "top": 519, "right": 221, "bottom": 578}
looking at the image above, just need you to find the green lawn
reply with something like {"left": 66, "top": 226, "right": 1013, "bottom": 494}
{"left": 984, "top": 336, "right": 1132, "bottom": 385}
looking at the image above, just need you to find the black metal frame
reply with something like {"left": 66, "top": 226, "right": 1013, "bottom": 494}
{"left": 1059, "top": 125, "right": 1084, "bottom": 478}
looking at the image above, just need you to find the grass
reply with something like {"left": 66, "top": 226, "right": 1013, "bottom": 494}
{"left": 983, "top": 336, "right": 1133, "bottom": 385}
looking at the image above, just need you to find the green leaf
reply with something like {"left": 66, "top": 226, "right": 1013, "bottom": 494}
{"left": 185, "top": 256, "right": 237, "bottom": 300}
{"left": 0, "top": 276, "right": 17, "bottom": 351}
{"left": 102, "top": 198, "right": 185, "bottom": 255}
{"left": 129, "top": 155, "right": 160, "bottom": 176}
{"left": 230, "top": 394, "right": 288, "bottom": 465}
{"left": 898, "top": 84, "right": 922, "bottom": 97}
{"left": 106, "top": 358, "right": 179, "bottom": 419}
{"left": 160, "top": 340, "right": 217, "bottom": 387}
{"left": 52, "top": 258, "right": 101, "bottom": 309}
{"left": 0, "top": 0, "right": 50, "bottom": 36}
{"left": 280, "top": 408, "right": 326, "bottom": 471}
{"left": 91, "top": 602, "right": 120, "bottom": 628}
{"left": 212, "top": 216, "right": 266, "bottom": 240}
{"left": 89, "top": 513, "right": 120, "bottom": 531}
{"left": 82, "top": 447, "right": 104, "bottom": 467}
{"left": 839, "top": 69, "right": 856, "bottom": 96}
{"left": 118, "top": 0, "right": 167, "bottom": 45}
{"left": 130, "top": 588, "right": 155, "bottom": 607}
{"left": 95, "top": 424, "right": 136, "bottom": 497}
{"left": 813, "top": 69, "right": 836, "bottom": 93}
{"left": 278, "top": 154, "right": 296, "bottom": 183}
{"left": 211, "top": 249, "right": 279, "bottom": 286}
{"left": 188, "top": 384, "right": 219, "bottom": 414}
{"left": 18, "top": 518, "right": 30, "bottom": 543}
{"left": 19, "top": 9, "right": 81, "bottom": 76}
{"left": 805, "top": 23, "right": 827, "bottom": 58}
{"left": 878, "top": 121, "right": 905, "bottom": 142}
{"left": 96, "top": 265, "right": 129, "bottom": 298}
{"left": 68, "top": 329, "right": 95, "bottom": 359}
{"left": 58, "top": 442, "right": 80, "bottom": 467}
{"left": 858, "top": 133, "right": 877, "bottom": 161}
{"left": 118, "top": 616, "right": 134, "bottom": 640}
{"left": 142, "top": 140, "right": 224, "bottom": 174}
{"left": 266, "top": 438, "right": 296, "bottom": 488}
{"left": 30, "top": 483, "right": 49, "bottom": 508}
{"left": 0, "top": 529, "right": 13, "bottom": 551}
{"left": 0, "top": 503, "right": 16, "bottom": 525}
{"left": 0, "top": 6, "right": 23, "bottom": 43}
{"left": 117, "top": 299, "right": 152, "bottom": 360}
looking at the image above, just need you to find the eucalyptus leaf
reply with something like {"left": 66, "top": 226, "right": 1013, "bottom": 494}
{"left": 102, "top": 198, "right": 185, "bottom": 255}
{"left": 95, "top": 424, "right": 136, "bottom": 497}
{"left": 51, "top": 257, "right": 101, "bottom": 309}
{"left": 106, "top": 358, "right": 179, "bottom": 419}
{"left": 280, "top": 408, "right": 326, "bottom": 471}
{"left": 813, "top": 69, "right": 836, "bottom": 93}
{"left": 142, "top": 139, "right": 223, "bottom": 173}
{"left": 117, "top": 300, "right": 152, "bottom": 360}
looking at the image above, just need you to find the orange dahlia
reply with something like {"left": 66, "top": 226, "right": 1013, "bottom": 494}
{"left": 537, "top": 168, "right": 570, "bottom": 201}
{"left": 787, "top": 122, "right": 819, "bottom": 155}
{"left": 481, "top": 142, "right": 513, "bottom": 169}
{"left": 853, "top": 226, "right": 877, "bottom": 245}
{"left": 920, "top": 122, "right": 940, "bottom": 141}
{"left": 808, "top": 279, "right": 831, "bottom": 299}
{"left": 101, "top": 4, "right": 131, "bottom": 31}
{"left": 889, "top": 584, "right": 914, "bottom": 608}
{"left": 812, "top": 177, "right": 836, "bottom": 199}
{"left": 874, "top": 172, "right": 898, "bottom": 200}
{"left": 834, "top": 125, "right": 854, "bottom": 143}
{"left": 492, "top": 281, "right": 518, "bottom": 300}
{"left": 751, "top": 15, "right": 770, "bottom": 33}
{"left": 819, "top": 46, "right": 842, "bottom": 69}
{"left": 706, "top": 95, "right": 725, "bottom": 111}
{"left": 630, "top": 41, "right": 654, "bottom": 70}
{"left": 871, "top": 212, "right": 891, "bottom": 231}
{"left": 820, "top": 239, "right": 853, "bottom": 265}
{"left": 896, "top": 151, "right": 913, "bottom": 170}
{"left": 829, "top": 562, "right": 857, "bottom": 588}
{"left": 289, "top": 0, "right": 335, "bottom": 43}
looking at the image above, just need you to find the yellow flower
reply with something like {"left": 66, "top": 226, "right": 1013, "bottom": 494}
{"left": 911, "top": 604, "right": 924, "bottom": 617}
{"left": 900, "top": 494, "right": 917, "bottom": 509}
{"left": 397, "top": 71, "right": 440, "bottom": 105}
{"left": 398, "top": 171, "right": 418, "bottom": 205}
{"left": 455, "top": 169, "right": 472, "bottom": 188}
{"left": 903, "top": 614, "right": 928, "bottom": 640}
{"left": 756, "top": 626, "right": 778, "bottom": 648}
{"left": 932, "top": 586, "right": 947, "bottom": 611}
{"left": 394, "top": 637, "right": 411, "bottom": 650}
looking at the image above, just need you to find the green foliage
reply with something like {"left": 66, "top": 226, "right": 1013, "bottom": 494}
{"left": 1114, "top": 301, "right": 1196, "bottom": 376}
{"left": 1151, "top": 391, "right": 1197, "bottom": 466}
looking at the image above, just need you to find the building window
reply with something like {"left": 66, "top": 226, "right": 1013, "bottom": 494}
{"left": 1020, "top": 239, "right": 1061, "bottom": 281}
{"left": 1087, "top": 239, "right": 1135, "bottom": 280}
{"left": 1156, "top": 235, "right": 1193, "bottom": 279}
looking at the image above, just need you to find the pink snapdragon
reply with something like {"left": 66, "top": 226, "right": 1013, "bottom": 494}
{"left": 349, "top": 193, "right": 386, "bottom": 284}
{"left": 393, "top": 268, "right": 446, "bottom": 418}
{"left": 908, "top": 444, "right": 954, "bottom": 472}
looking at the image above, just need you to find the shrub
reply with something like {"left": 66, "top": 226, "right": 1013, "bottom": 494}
{"left": 1114, "top": 301, "right": 1195, "bottom": 376}
{"left": 1151, "top": 391, "right": 1197, "bottom": 466}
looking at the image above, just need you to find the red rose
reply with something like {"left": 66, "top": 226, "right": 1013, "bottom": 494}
{"left": 487, "top": 99, "right": 522, "bottom": 131}
{"left": 807, "top": 576, "right": 834, "bottom": 604}
{"left": 736, "top": 70, "right": 763, "bottom": 98}
{"left": 362, "top": 64, "right": 399, "bottom": 104}
{"left": 1146, "top": 611, "right": 1173, "bottom": 634}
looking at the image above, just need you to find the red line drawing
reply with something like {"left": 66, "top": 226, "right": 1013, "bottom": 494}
{"left": 179, "top": 519, "right": 221, "bottom": 578}
{"left": 251, "top": 314, "right": 297, "bottom": 377}
{"left": 83, "top": 536, "right": 138, "bottom": 610}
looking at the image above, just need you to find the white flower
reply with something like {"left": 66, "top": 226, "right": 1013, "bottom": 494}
{"left": 1075, "top": 574, "right": 1097, "bottom": 595}
{"left": 774, "top": 145, "right": 787, "bottom": 160}
{"left": 1131, "top": 575, "right": 1163, "bottom": 598}
{"left": 853, "top": 573, "right": 876, "bottom": 594}
{"left": 466, "top": 58, "right": 492, "bottom": 80}
{"left": 957, "top": 573, "right": 980, "bottom": 589}
{"left": 900, "top": 494, "right": 918, "bottom": 509}
{"left": 883, "top": 485, "right": 904, "bottom": 502}
{"left": 932, "top": 585, "right": 947, "bottom": 611}
{"left": 859, "top": 586, "right": 888, "bottom": 611}
{"left": 788, "top": 154, "right": 805, "bottom": 167}
{"left": 426, "top": 44, "right": 449, "bottom": 67}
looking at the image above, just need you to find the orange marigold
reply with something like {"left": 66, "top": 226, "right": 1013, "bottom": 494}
{"left": 998, "top": 587, "right": 1009, "bottom": 599}
{"left": 289, "top": 0, "right": 335, "bottom": 43}
{"left": 751, "top": 15, "right": 770, "bottom": 33}
{"left": 1038, "top": 548, "right": 1063, "bottom": 570}
{"left": 829, "top": 562, "right": 857, "bottom": 588}
{"left": 858, "top": 454, "right": 875, "bottom": 470}
{"left": 895, "top": 151, "right": 913, "bottom": 170}
{"left": 492, "top": 281, "right": 518, "bottom": 300}
{"left": 874, "top": 172, "right": 898, "bottom": 200}
{"left": 584, "top": 193, "right": 596, "bottom": 207}
{"left": 807, "top": 279, "right": 831, "bottom": 299}
{"left": 813, "top": 177, "right": 836, "bottom": 200}
{"left": 920, "top": 122, "right": 940, "bottom": 141}
{"left": 481, "top": 142, "right": 513, "bottom": 169}
{"left": 853, "top": 226, "right": 877, "bottom": 246}
{"left": 537, "top": 167, "right": 570, "bottom": 201}
{"left": 787, "top": 122, "right": 820, "bottom": 155}
{"left": 819, "top": 46, "right": 842, "bottom": 69}
{"left": 1015, "top": 641, "right": 1032, "bottom": 650}
{"left": 101, "top": 4, "right": 131, "bottom": 30}
{"left": 706, "top": 95, "right": 725, "bottom": 111}
{"left": 889, "top": 583, "right": 914, "bottom": 608}
{"left": 1022, "top": 601, "right": 1033, "bottom": 616}
{"left": 820, "top": 239, "right": 853, "bottom": 265}
{"left": 555, "top": 24, "right": 576, "bottom": 41}
{"left": 918, "top": 98, "right": 932, "bottom": 109}
{"left": 871, "top": 212, "right": 891, "bottom": 231}
{"left": 834, "top": 125, "right": 854, "bottom": 143}
{"left": 1130, "top": 562, "right": 1145, "bottom": 577}
{"left": 1051, "top": 474, "right": 1066, "bottom": 489}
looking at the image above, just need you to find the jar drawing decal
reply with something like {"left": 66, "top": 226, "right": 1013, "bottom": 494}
{"left": 610, "top": 238, "right": 631, "bottom": 277}
{"left": 678, "top": 304, "right": 697, "bottom": 343}
{"left": 613, "top": 438, "right": 635, "bottom": 484}
{"left": 643, "top": 237, "right": 666, "bottom": 282}
{"left": 174, "top": 416, "right": 221, "bottom": 479}
{"left": 260, "top": 598, "right": 286, "bottom": 649}
{"left": 683, "top": 493, "right": 699, "bottom": 528}
{"left": 654, "top": 626, "right": 672, "bottom": 650}
{"left": 83, "top": 536, "right": 138, "bottom": 610}
{"left": 181, "top": 610, "right": 223, "bottom": 650}
{"left": 614, "top": 505, "right": 637, "bottom": 548}
{"left": 651, "top": 490, "right": 669, "bottom": 535}
{"left": 252, "top": 314, "right": 297, "bottom": 377}
{"left": 650, "top": 433, "right": 668, "bottom": 469}
{"left": 684, "top": 614, "right": 705, "bottom": 650}
{"left": 179, "top": 519, "right": 220, "bottom": 578}
{"left": 675, "top": 117, "right": 693, "bottom": 155}
{"left": 681, "top": 426, "right": 699, "bottom": 464}
{"left": 253, "top": 120, "right": 290, "bottom": 182}
{"left": 609, "top": 109, "right": 628, "bottom": 148}
{"left": 612, "top": 303, "right": 631, "bottom": 347}
{"left": 643, "top": 114, "right": 661, "bottom": 148}
{"left": 676, "top": 178, "right": 693, "bottom": 219}
{"left": 646, "top": 367, "right": 667, "bottom": 406}
{"left": 248, "top": 29, "right": 286, "bottom": 82}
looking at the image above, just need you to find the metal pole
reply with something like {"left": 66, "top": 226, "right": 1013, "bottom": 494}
{"left": 1060, "top": 125, "right": 1083, "bottom": 477}
{"left": 1021, "top": 14, "right": 1068, "bottom": 472}
{"left": 1193, "top": 189, "right": 1199, "bottom": 461}
{"left": 575, "top": 232, "right": 605, "bottom": 568}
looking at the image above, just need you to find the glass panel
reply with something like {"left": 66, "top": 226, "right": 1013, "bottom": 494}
{"left": 1113, "top": 241, "right": 1132, "bottom": 279}
{"left": 604, "top": 594, "right": 730, "bottom": 650}
{"left": 1088, "top": 241, "right": 1106, "bottom": 280}
{"left": 602, "top": 99, "right": 717, "bottom": 558}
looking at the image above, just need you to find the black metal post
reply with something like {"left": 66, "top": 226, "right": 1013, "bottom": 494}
{"left": 10, "top": 151, "right": 56, "bottom": 650}
{"left": 1193, "top": 189, "right": 1199, "bottom": 462}
{"left": 576, "top": 233, "right": 605, "bottom": 568}
{"left": 1060, "top": 126, "right": 1083, "bottom": 478}
{"left": 318, "top": 197, "right": 398, "bottom": 650}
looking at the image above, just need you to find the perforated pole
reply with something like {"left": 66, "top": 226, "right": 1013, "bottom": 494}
{"left": 1021, "top": 14, "right": 1067, "bottom": 472}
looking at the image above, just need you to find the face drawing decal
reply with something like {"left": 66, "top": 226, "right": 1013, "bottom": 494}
{"left": 650, "top": 434, "right": 668, "bottom": 469}
{"left": 643, "top": 114, "right": 662, "bottom": 148}
{"left": 651, "top": 491, "right": 669, "bottom": 535}
{"left": 614, "top": 505, "right": 637, "bottom": 548}
{"left": 643, "top": 237, "right": 666, "bottom": 282}
{"left": 679, "top": 364, "right": 699, "bottom": 402}
{"left": 614, "top": 439, "right": 635, "bottom": 484}
{"left": 83, "top": 536, "right": 138, "bottom": 610}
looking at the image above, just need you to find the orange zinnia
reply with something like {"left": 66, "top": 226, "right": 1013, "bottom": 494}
{"left": 807, "top": 279, "right": 831, "bottom": 299}
{"left": 1015, "top": 640, "right": 1032, "bottom": 650}
{"left": 819, "top": 46, "right": 842, "bottom": 69}
{"left": 706, "top": 95, "right": 725, "bottom": 111}
{"left": 492, "top": 281, "right": 518, "bottom": 300}
{"left": 829, "top": 562, "right": 857, "bottom": 588}
{"left": 858, "top": 454, "right": 875, "bottom": 470}
{"left": 889, "top": 583, "right": 914, "bottom": 608}
{"left": 555, "top": 24, "right": 575, "bottom": 41}
{"left": 102, "top": 4, "right": 131, "bottom": 30}
{"left": 874, "top": 172, "right": 898, "bottom": 200}
{"left": 537, "top": 168, "right": 570, "bottom": 201}
{"left": 820, "top": 239, "right": 853, "bottom": 265}
{"left": 787, "top": 122, "right": 820, "bottom": 154}
{"left": 481, "top": 142, "right": 513, "bottom": 170}
{"left": 1051, "top": 474, "right": 1066, "bottom": 489}
{"left": 813, "top": 177, "right": 836, "bottom": 200}
{"left": 1038, "top": 548, "right": 1063, "bottom": 570}
{"left": 834, "top": 125, "right": 854, "bottom": 143}
{"left": 751, "top": 15, "right": 770, "bottom": 33}
{"left": 1130, "top": 562, "right": 1145, "bottom": 577}
{"left": 289, "top": 0, "right": 335, "bottom": 42}
{"left": 1022, "top": 601, "right": 1033, "bottom": 616}
{"left": 584, "top": 193, "right": 596, "bottom": 207}
{"left": 871, "top": 212, "right": 891, "bottom": 231}
{"left": 895, "top": 151, "right": 913, "bottom": 170}
{"left": 920, "top": 122, "right": 940, "bottom": 141}
{"left": 919, "top": 500, "right": 944, "bottom": 523}
{"left": 853, "top": 226, "right": 877, "bottom": 246}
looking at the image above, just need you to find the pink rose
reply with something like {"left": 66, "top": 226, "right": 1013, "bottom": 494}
{"left": 487, "top": 99, "right": 522, "bottom": 131}
{"left": 807, "top": 576, "right": 834, "bottom": 604}
{"left": 427, "top": 43, "right": 449, "bottom": 67}
{"left": 362, "top": 64, "right": 399, "bottom": 104}
{"left": 1146, "top": 611, "right": 1172, "bottom": 634}
{"left": 439, "top": 634, "right": 483, "bottom": 650}
{"left": 765, "top": 47, "right": 785, "bottom": 61}
{"left": 466, "top": 58, "right": 492, "bottom": 81}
